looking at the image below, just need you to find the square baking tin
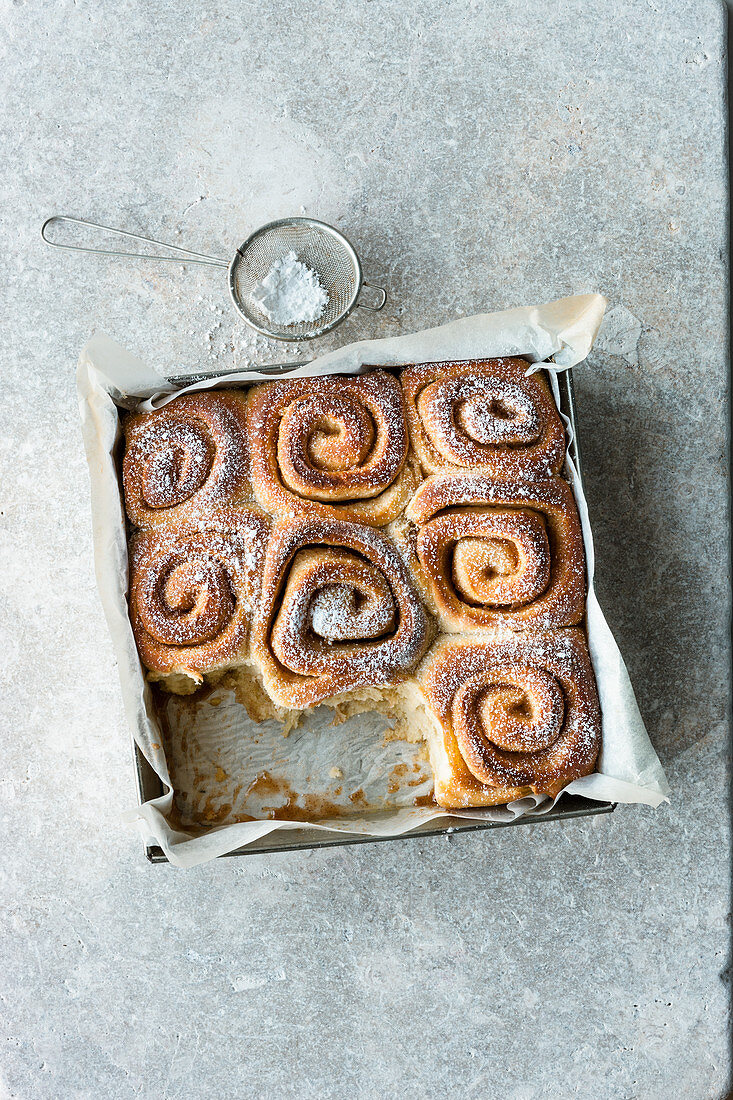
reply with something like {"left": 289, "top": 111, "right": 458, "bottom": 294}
{"left": 121, "top": 367, "right": 615, "bottom": 863}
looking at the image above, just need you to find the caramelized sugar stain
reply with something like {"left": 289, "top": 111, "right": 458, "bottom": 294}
{"left": 408, "top": 761, "right": 428, "bottom": 787}
{"left": 167, "top": 800, "right": 257, "bottom": 831}
{"left": 245, "top": 770, "right": 282, "bottom": 798}
{"left": 389, "top": 761, "right": 432, "bottom": 793}
{"left": 199, "top": 798, "right": 233, "bottom": 824}
{"left": 242, "top": 771, "right": 363, "bottom": 821}
{"left": 388, "top": 763, "right": 410, "bottom": 793}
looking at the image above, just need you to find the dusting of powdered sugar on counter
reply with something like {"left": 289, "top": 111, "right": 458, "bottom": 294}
{"left": 251, "top": 251, "right": 329, "bottom": 326}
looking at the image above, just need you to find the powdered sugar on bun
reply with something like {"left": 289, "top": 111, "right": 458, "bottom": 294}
{"left": 123, "top": 392, "right": 251, "bottom": 528}
{"left": 406, "top": 473, "right": 586, "bottom": 631}
{"left": 251, "top": 517, "right": 430, "bottom": 708}
{"left": 418, "top": 629, "right": 601, "bottom": 806}
{"left": 129, "top": 508, "right": 270, "bottom": 679}
{"left": 401, "top": 358, "right": 565, "bottom": 478}
{"left": 245, "top": 372, "right": 417, "bottom": 525}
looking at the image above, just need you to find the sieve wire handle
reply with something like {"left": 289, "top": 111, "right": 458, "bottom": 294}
{"left": 356, "top": 283, "right": 387, "bottom": 312}
{"left": 40, "top": 216, "right": 229, "bottom": 268}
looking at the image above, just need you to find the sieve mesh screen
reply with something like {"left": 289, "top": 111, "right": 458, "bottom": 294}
{"left": 229, "top": 220, "right": 360, "bottom": 340}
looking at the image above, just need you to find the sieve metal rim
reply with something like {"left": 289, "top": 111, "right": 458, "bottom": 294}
{"left": 226, "top": 217, "right": 363, "bottom": 342}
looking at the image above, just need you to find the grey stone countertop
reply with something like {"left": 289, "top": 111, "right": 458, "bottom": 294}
{"left": 1, "top": 1, "right": 729, "bottom": 1097}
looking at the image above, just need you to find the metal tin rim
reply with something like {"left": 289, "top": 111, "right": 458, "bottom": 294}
{"left": 227, "top": 217, "right": 364, "bottom": 342}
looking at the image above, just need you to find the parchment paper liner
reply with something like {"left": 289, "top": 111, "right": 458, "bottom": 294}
{"left": 77, "top": 294, "right": 669, "bottom": 868}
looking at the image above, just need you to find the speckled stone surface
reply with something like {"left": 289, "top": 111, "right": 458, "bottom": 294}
{"left": 1, "top": 1, "right": 729, "bottom": 1097}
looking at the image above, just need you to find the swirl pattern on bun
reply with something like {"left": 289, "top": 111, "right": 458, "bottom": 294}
{"left": 406, "top": 473, "right": 585, "bottom": 631}
{"left": 129, "top": 508, "right": 270, "bottom": 681}
{"left": 401, "top": 358, "right": 565, "bottom": 478}
{"left": 245, "top": 372, "right": 417, "bottom": 525}
{"left": 418, "top": 629, "right": 601, "bottom": 807}
{"left": 252, "top": 517, "right": 430, "bottom": 707}
{"left": 123, "top": 392, "right": 250, "bottom": 528}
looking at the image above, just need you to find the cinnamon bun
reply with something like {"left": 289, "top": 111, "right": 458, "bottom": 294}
{"left": 406, "top": 473, "right": 585, "bottom": 631}
{"left": 123, "top": 392, "right": 250, "bottom": 528}
{"left": 401, "top": 358, "right": 565, "bottom": 478}
{"left": 129, "top": 508, "right": 270, "bottom": 682}
{"left": 245, "top": 372, "right": 417, "bottom": 525}
{"left": 251, "top": 517, "right": 430, "bottom": 708}
{"left": 418, "top": 629, "right": 601, "bottom": 807}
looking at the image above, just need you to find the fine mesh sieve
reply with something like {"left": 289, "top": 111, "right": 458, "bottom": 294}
{"left": 41, "top": 215, "right": 386, "bottom": 345}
